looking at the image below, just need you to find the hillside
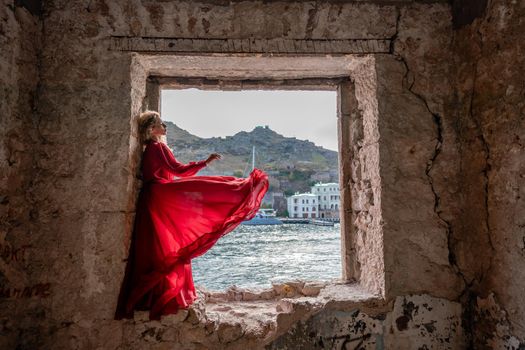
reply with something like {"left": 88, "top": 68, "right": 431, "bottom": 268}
{"left": 165, "top": 121, "right": 339, "bottom": 195}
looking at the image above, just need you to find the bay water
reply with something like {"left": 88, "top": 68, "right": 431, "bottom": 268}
{"left": 192, "top": 223, "right": 342, "bottom": 291}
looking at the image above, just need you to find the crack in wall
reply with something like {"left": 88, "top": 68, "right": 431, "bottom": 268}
{"left": 392, "top": 9, "right": 469, "bottom": 293}
{"left": 402, "top": 56, "right": 468, "bottom": 286}
{"left": 397, "top": 54, "right": 484, "bottom": 349}
{"left": 388, "top": 7, "right": 401, "bottom": 54}
{"left": 468, "top": 26, "right": 496, "bottom": 281}
{"left": 459, "top": 10, "right": 506, "bottom": 348}
{"left": 305, "top": 2, "right": 320, "bottom": 39}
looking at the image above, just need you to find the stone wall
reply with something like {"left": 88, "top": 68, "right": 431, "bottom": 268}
{"left": 0, "top": 2, "right": 41, "bottom": 348}
{"left": 452, "top": 0, "right": 525, "bottom": 348}
{"left": 270, "top": 292, "right": 464, "bottom": 349}
{"left": 388, "top": 4, "right": 467, "bottom": 300}
{"left": 1, "top": 0, "right": 524, "bottom": 348}
{"left": 30, "top": 0, "right": 137, "bottom": 343}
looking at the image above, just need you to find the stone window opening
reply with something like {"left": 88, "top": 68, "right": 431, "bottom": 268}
{"left": 156, "top": 78, "right": 342, "bottom": 284}
{"left": 128, "top": 54, "right": 383, "bottom": 327}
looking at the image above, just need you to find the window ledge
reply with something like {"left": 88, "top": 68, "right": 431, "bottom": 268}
{"left": 204, "top": 282, "right": 383, "bottom": 340}
{"left": 131, "top": 281, "right": 384, "bottom": 343}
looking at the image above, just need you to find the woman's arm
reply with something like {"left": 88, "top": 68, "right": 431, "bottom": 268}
{"left": 156, "top": 142, "right": 207, "bottom": 177}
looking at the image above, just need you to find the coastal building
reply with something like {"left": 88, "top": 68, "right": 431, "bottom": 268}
{"left": 287, "top": 193, "right": 318, "bottom": 218}
{"left": 311, "top": 182, "right": 340, "bottom": 219}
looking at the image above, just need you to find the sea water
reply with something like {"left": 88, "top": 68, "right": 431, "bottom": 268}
{"left": 192, "top": 223, "right": 341, "bottom": 291}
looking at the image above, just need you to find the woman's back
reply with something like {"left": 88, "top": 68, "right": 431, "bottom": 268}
{"left": 142, "top": 141, "right": 207, "bottom": 184}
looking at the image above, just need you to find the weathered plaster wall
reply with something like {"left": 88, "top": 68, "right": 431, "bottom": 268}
{"left": 5, "top": 0, "right": 466, "bottom": 348}
{"left": 104, "top": 0, "right": 399, "bottom": 39}
{"left": 7, "top": 0, "right": 524, "bottom": 348}
{"left": 385, "top": 4, "right": 473, "bottom": 301}
{"left": 451, "top": 0, "right": 525, "bottom": 348}
{"left": 30, "top": 0, "right": 137, "bottom": 342}
{"left": 0, "top": 2, "right": 41, "bottom": 348}
{"left": 376, "top": 52, "right": 464, "bottom": 300}
{"left": 271, "top": 292, "right": 464, "bottom": 349}
{"left": 1, "top": 1, "right": 139, "bottom": 348}
{"left": 339, "top": 58, "right": 386, "bottom": 297}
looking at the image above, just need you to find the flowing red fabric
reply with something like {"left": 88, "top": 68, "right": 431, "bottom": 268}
{"left": 115, "top": 141, "right": 268, "bottom": 320}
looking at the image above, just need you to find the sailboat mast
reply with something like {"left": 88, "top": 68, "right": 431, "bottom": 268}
{"left": 252, "top": 146, "right": 255, "bottom": 170}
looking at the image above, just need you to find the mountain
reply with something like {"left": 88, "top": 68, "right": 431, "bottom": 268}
{"left": 165, "top": 121, "right": 339, "bottom": 196}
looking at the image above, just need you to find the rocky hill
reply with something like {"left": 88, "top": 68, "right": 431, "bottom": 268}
{"left": 165, "top": 121, "right": 339, "bottom": 195}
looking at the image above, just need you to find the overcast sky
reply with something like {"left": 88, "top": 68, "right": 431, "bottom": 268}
{"left": 161, "top": 89, "right": 338, "bottom": 151}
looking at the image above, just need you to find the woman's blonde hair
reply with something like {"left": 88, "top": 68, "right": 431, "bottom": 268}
{"left": 138, "top": 110, "right": 161, "bottom": 144}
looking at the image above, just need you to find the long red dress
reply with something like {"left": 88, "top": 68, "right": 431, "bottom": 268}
{"left": 115, "top": 140, "right": 268, "bottom": 320}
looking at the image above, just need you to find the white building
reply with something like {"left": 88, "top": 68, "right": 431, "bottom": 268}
{"left": 287, "top": 193, "right": 318, "bottom": 218}
{"left": 311, "top": 182, "right": 340, "bottom": 219}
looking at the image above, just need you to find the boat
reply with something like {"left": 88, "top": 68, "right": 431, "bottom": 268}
{"left": 242, "top": 208, "right": 283, "bottom": 225}
{"left": 310, "top": 219, "right": 335, "bottom": 227}
{"left": 241, "top": 145, "right": 283, "bottom": 225}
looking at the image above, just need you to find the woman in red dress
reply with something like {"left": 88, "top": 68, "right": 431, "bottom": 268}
{"left": 115, "top": 111, "right": 268, "bottom": 320}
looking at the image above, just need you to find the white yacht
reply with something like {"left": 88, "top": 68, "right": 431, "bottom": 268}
{"left": 242, "top": 208, "right": 283, "bottom": 225}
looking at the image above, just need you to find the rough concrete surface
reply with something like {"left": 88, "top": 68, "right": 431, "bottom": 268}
{"left": 451, "top": 0, "right": 525, "bottom": 348}
{"left": 1, "top": 0, "right": 524, "bottom": 349}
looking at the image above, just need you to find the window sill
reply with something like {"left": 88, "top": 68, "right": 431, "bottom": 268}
{"left": 131, "top": 281, "right": 384, "bottom": 343}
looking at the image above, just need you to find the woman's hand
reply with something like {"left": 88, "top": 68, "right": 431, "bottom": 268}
{"left": 205, "top": 153, "right": 222, "bottom": 164}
